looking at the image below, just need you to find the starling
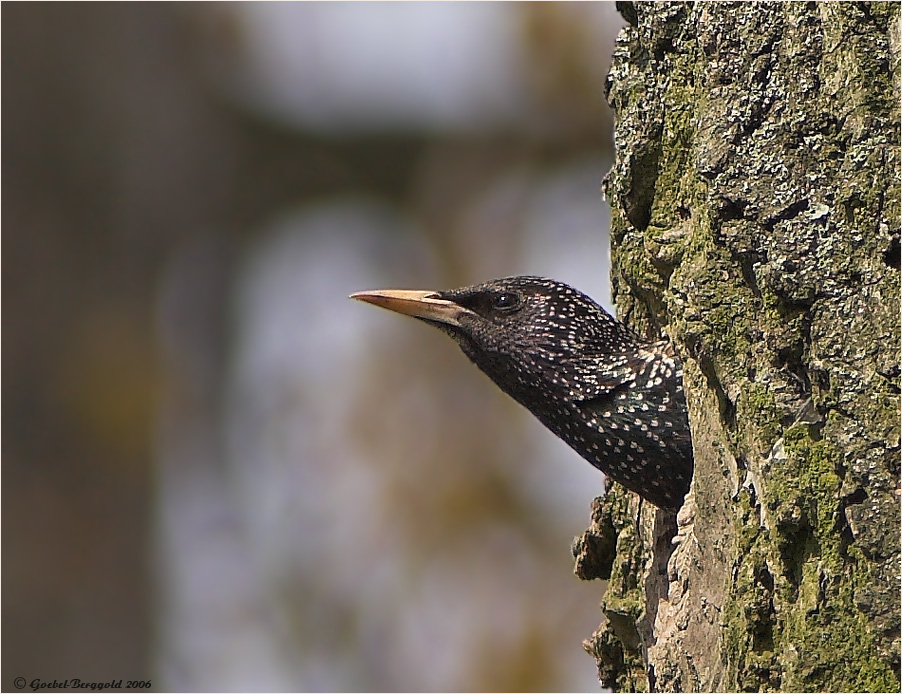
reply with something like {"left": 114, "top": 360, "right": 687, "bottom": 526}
{"left": 350, "top": 276, "right": 692, "bottom": 510}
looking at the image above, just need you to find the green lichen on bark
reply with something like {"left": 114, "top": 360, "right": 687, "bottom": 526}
{"left": 577, "top": 2, "right": 901, "bottom": 691}
{"left": 578, "top": 488, "right": 677, "bottom": 692}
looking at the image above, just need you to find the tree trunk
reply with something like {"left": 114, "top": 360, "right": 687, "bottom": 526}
{"left": 573, "top": 3, "right": 900, "bottom": 691}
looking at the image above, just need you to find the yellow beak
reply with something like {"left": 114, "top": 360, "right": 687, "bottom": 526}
{"left": 349, "top": 289, "right": 465, "bottom": 327}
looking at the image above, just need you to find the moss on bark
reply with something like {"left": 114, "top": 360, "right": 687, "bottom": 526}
{"left": 574, "top": 2, "right": 900, "bottom": 691}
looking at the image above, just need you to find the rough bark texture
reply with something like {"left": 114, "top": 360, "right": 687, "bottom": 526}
{"left": 573, "top": 3, "right": 900, "bottom": 691}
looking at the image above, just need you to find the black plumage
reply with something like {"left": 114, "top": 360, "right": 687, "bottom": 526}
{"left": 351, "top": 276, "right": 692, "bottom": 510}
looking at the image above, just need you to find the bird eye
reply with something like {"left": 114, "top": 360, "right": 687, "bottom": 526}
{"left": 492, "top": 292, "right": 521, "bottom": 312}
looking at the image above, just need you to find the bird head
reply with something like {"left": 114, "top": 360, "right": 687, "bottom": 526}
{"left": 351, "top": 276, "right": 639, "bottom": 401}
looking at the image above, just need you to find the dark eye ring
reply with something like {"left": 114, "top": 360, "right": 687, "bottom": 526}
{"left": 493, "top": 292, "right": 521, "bottom": 312}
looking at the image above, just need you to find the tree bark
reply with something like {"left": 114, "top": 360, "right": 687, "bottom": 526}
{"left": 573, "top": 3, "right": 900, "bottom": 691}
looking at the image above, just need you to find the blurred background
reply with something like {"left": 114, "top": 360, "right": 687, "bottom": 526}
{"left": 3, "top": 3, "right": 624, "bottom": 691}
